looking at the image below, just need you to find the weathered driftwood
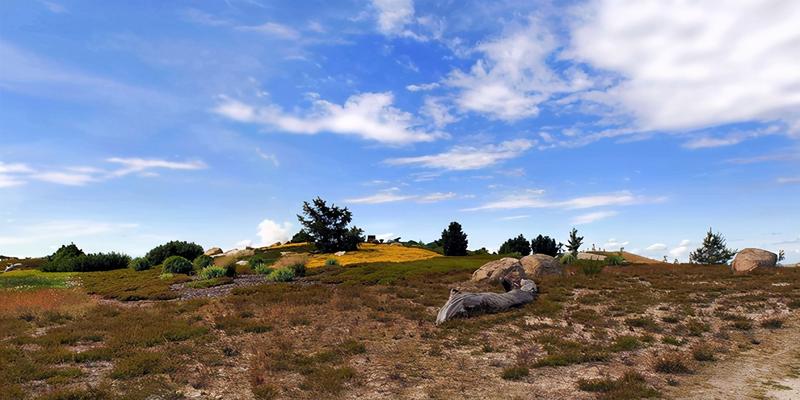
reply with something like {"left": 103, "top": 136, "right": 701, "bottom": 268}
{"left": 436, "top": 279, "right": 537, "bottom": 324}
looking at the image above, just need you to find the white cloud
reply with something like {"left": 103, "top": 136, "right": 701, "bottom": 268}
{"left": 777, "top": 177, "right": 800, "bottom": 184}
{"left": 569, "top": 0, "right": 800, "bottom": 134}
{"left": 406, "top": 82, "right": 440, "bottom": 92}
{"left": 372, "top": 0, "right": 414, "bottom": 35}
{"left": 421, "top": 96, "right": 458, "bottom": 128}
{"left": 646, "top": 243, "right": 667, "bottom": 251}
{"left": 214, "top": 92, "right": 444, "bottom": 144}
{"left": 0, "top": 175, "right": 26, "bottom": 188}
{"left": 346, "top": 188, "right": 457, "bottom": 204}
{"left": 603, "top": 238, "right": 629, "bottom": 248}
{"left": 0, "top": 162, "right": 33, "bottom": 174}
{"left": 257, "top": 219, "right": 293, "bottom": 246}
{"left": 465, "top": 190, "right": 661, "bottom": 211}
{"left": 385, "top": 139, "right": 534, "bottom": 170}
{"left": 255, "top": 148, "right": 280, "bottom": 167}
{"left": 499, "top": 215, "right": 530, "bottom": 221}
{"left": 0, "top": 220, "right": 137, "bottom": 247}
{"left": 238, "top": 22, "right": 300, "bottom": 40}
{"left": 682, "top": 126, "right": 780, "bottom": 149}
{"left": 106, "top": 158, "right": 207, "bottom": 177}
{"left": 39, "top": 1, "right": 67, "bottom": 13}
{"left": 669, "top": 239, "right": 692, "bottom": 259}
{"left": 446, "top": 20, "right": 590, "bottom": 121}
{"left": 572, "top": 210, "right": 618, "bottom": 225}
{"left": 31, "top": 171, "right": 95, "bottom": 186}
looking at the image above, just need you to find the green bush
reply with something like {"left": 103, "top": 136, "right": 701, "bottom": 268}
{"left": 266, "top": 267, "right": 295, "bottom": 282}
{"left": 254, "top": 264, "right": 273, "bottom": 275}
{"left": 325, "top": 258, "right": 339, "bottom": 266}
{"left": 249, "top": 254, "right": 270, "bottom": 269}
{"left": 162, "top": 256, "right": 193, "bottom": 274}
{"left": 224, "top": 262, "right": 237, "bottom": 277}
{"left": 199, "top": 265, "right": 227, "bottom": 280}
{"left": 560, "top": 253, "right": 577, "bottom": 265}
{"left": 43, "top": 243, "right": 84, "bottom": 270}
{"left": 145, "top": 241, "right": 204, "bottom": 266}
{"left": 42, "top": 251, "right": 131, "bottom": 272}
{"left": 498, "top": 234, "right": 531, "bottom": 256}
{"left": 289, "top": 261, "right": 306, "bottom": 277}
{"left": 129, "top": 257, "right": 152, "bottom": 271}
{"left": 606, "top": 254, "right": 625, "bottom": 265}
{"left": 193, "top": 255, "right": 213, "bottom": 270}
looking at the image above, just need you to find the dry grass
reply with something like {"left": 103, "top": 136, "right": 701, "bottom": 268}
{"left": 0, "top": 289, "right": 93, "bottom": 318}
{"left": 306, "top": 243, "right": 440, "bottom": 267}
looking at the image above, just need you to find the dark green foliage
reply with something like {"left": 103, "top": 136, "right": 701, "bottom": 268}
{"left": 162, "top": 256, "right": 193, "bottom": 274}
{"left": 290, "top": 229, "right": 314, "bottom": 243}
{"left": 129, "top": 257, "right": 152, "bottom": 271}
{"left": 42, "top": 248, "right": 131, "bottom": 272}
{"left": 498, "top": 234, "right": 531, "bottom": 256}
{"left": 530, "top": 234, "right": 562, "bottom": 257}
{"left": 224, "top": 262, "right": 237, "bottom": 277}
{"left": 145, "top": 240, "right": 204, "bottom": 266}
{"left": 440, "top": 221, "right": 468, "bottom": 256}
{"left": 193, "top": 255, "right": 213, "bottom": 270}
{"left": 606, "top": 254, "right": 625, "bottom": 265}
{"left": 297, "top": 197, "right": 364, "bottom": 253}
{"left": 689, "top": 228, "right": 737, "bottom": 265}
{"left": 470, "top": 247, "right": 491, "bottom": 255}
{"left": 566, "top": 228, "right": 584, "bottom": 256}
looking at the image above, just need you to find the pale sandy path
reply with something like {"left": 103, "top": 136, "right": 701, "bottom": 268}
{"left": 665, "top": 320, "right": 800, "bottom": 400}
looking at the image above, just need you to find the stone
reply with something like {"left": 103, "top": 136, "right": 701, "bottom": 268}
{"left": 235, "top": 260, "right": 248, "bottom": 266}
{"left": 3, "top": 263, "right": 21, "bottom": 273}
{"left": 223, "top": 248, "right": 255, "bottom": 258}
{"left": 334, "top": 251, "right": 346, "bottom": 256}
{"left": 204, "top": 247, "right": 223, "bottom": 257}
{"left": 731, "top": 248, "right": 777, "bottom": 273}
{"left": 471, "top": 258, "right": 527, "bottom": 285}
{"left": 436, "top": 279, "right": 538, "bottom": 324}
{"left": 520, "top": 254, "right": 563, "bottom": 278}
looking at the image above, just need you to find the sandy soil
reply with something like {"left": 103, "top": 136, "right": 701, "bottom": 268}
{"left": 665, "top": 322, "right": 800, "bottom": 399}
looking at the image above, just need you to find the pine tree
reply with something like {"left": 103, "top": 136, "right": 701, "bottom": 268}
{"left": 498, "top": 234, "right": 531, "bottom": 256}
{"left": 689, "top": 228, "right": 737, "bottom": 265}
{"left": 441, "top": 221, "right": 468, "bottom": 256}
{"left": 297, "top": 197, "right": 364, "bottom": 253}
{"left": 530, "top": 234, "right": 562, "bottom": 257}
{"left": 566, "top": 228, "right": 584, "bottom": 256}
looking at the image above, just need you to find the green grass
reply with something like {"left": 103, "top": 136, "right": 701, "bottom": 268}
{"left": 80, "top": 268, "right": 191, "bottom": 301}
{"left": 0, "top": 270, "right": 73, "bottom": 290}
{"left": 186, "top": 277, "right": 234, "bottom": 289}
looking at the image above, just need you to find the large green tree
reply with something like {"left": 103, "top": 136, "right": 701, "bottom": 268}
{"left": 297, "top": 197, "right": 364, "bottom": 253}
{"left": 689, "top": 228, "right": 737, "bottom": 264}
{"left": 498, "top": 234, "right": 531, "bottom": 256}
{"left": 440, "top": 221, "right": 468, "bottom": 256}
{"left": 530, "top": 234, "right": 562, "bottom": 257}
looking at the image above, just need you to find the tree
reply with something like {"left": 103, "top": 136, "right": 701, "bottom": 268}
{"left": 778, "top": 250, "right": 785, "bottom": 265}
{"left": 689, "top": 228, "right": 737, "bottom": 265}
{"left": 530, "top": 234, "right": 562, "bottom": 257}
{"left": 566, "top": 228, "right": 584, "bottom": 256}
{"left": 441, "top": 221, "right": 468, "bottom": 256}
{"left": 498, "top": 234, "right": 531, "bottom": 256}
{"left": 145, "top": 241, "right": 204, "bottom": 266}
{"left": 290, "top": 229, "right": 314, "bottom": 244}
{"left": 297, "top": 197, "right": 364, "bottom": 253}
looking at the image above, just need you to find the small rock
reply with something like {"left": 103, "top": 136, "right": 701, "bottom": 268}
{"left": 204, "top": 247, "right": 223, "bottom": 257}
{"left": 334, "top": 251, "right": 346, "bottom": 256}
{"left": 235, "top": 260, "right": 248, "bottom": 266}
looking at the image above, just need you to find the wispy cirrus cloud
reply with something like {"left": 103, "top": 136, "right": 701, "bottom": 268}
{"left": 345, "top": 188, "right": 456, "bottom": 204}
{"left": 385, "top": 139, "right": 534, "bottom": 170}
{"left": 464, "top": 190, "right": 664, "bottom": 211}
{"left": 214, "top": 92, "right": 445, "bottom": 145}
{"left": 571, "top": 210, "right": 618, "bottom": 225}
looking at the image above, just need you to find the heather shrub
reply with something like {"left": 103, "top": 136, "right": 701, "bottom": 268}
{"left": 199, "top": 265, "right": 227, "bottom": 280}
{"left": 606, "top": 254, "right": 625, "bottom": 265}
{"left": 162, "top": 256, "right": 193, "bottom": 274}
{"left": 560, "top": 253, "right": 577, "bottom": 265}
{"left": 145, "top": 241, "right": 203, "bottom": 266}
{"left": 325, "top": 258, "right": 339, "bottom": 266}
{"left": 266, "top": 267, "right": 295, "bottom": 282}
{"left": 273, "top": 254, "right": 308, "bottom": 277}
{"left": 193, "top": 255, "right": 213, "bottom": 270}
{"left": 129, "top": 257, "right": 152, "bottom": 271}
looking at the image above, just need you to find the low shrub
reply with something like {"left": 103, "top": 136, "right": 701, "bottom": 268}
{"left": 129, "top": 257, "right": 152, "bottom": 271}
{"left": 199, "top": 265, "right": 227, "bottom": 280}
{"left": 162, "top": 256, "right": 193, "bottom": 274}
{"left": 145, "top": 240, "right": 204, "bottom": 266}
{"left": 266, "top": 267, "right": 295, "bottom": 282}
{"left": 224, "top": 262, "right": 237, "bottom": 277}
{"left": 249, "top": 254, "right": 270, "bottom": 269}
{"left": 501, "top": 365, "right": 529, "bottom": 381}
{"left": 692, "top": 344, "right": 715, "bottom": 362}
{"left": 732, "top": 319, "right": 753, "bottom": 331}
{"left": 653, "top": 353, "right": 692, "bottom": 374}
{"left": 581, "top": 263, "right": 605, "bottom": 277}
{"left": 606, "top": 254, "right": 625, "bottom": 265}
{"left": 325, "top": 258, "right": 339, "bottom": 266}
{"left": 193, "top": 255, "right": 213, "bottom": 270}
{"left": 42, "top": 252, "right": 131, "bottom": 272}
{"left": 254, "top": 264, "right": 273, "bottom": 275}
{"left": 610, "top": 335, "right": 641, "bottom": 352}
{"left": 760, "top": 318, "right": 783, "bottom": 329}
{"left": 560, "top": 253, "right": 577, "bottom": 265}
{"left": 273, "top": 254, "right": 308, "bottom": 277}
{"left": 578, "top": 371, "right": 660, "bottom": 399}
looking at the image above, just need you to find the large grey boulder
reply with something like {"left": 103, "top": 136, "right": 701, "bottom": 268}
{"left": 731, "top": 248, "right": 777, "bottom": 273}
{"left": 520, "top": 254, "right": 563, "bottom": 278}
{"left": 204, "top": 247, "right": 223, "bottom": 257}
{"left": 471, "top": 257, "right": 526, "bottom": 284}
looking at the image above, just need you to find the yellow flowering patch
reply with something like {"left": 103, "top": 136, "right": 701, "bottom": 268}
{"left": 264, "top": 242, "right": 312, "bottom": 250}
{"left": 307, "top": 243, "right": 440, "bottom": 268}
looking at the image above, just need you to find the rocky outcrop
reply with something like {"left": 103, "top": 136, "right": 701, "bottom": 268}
{"left": 222, "top": 248, "right": 255, "bottom": 259}
{"left": 471, "top": 258, "right": 527, "bottom": 285}
{"left": 578, "top": 252, "right": 606, "bottom": 261}
{"left": 204, "top": 247, "right": 223, "bottom": 257}
{"left": 520, "top": 254, "right": 563, "bottom": 278}
{"left": 731, "top": 248, "right": 777, "bottom": 273}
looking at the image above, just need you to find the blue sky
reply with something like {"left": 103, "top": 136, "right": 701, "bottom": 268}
{"left": 1, "top": 0, "right": 799, "bottom": 262}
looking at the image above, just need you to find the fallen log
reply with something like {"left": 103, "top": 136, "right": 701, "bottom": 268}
{"left": 435, "top": 279, "right": 537, "bottom": 324}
